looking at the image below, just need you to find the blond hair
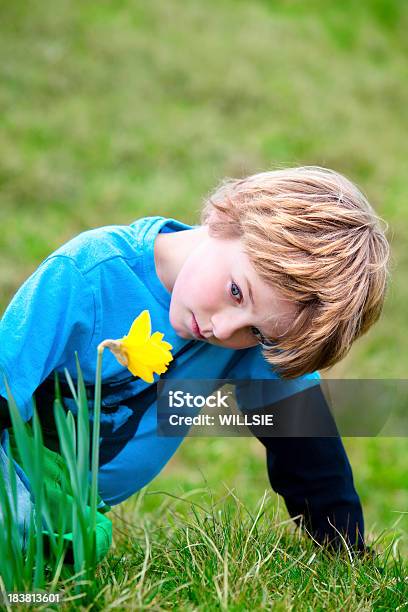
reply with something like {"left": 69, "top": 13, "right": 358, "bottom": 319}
{"left": 201, "top": 166, "right": 390, "bottom": 378}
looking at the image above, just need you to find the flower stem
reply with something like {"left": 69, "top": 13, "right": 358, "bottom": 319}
{"left": 89, "top": 345, "right": 103, "bottom": 559}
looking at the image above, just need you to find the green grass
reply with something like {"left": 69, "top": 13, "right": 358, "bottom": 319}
{"left": 99, "top": 489, "right": 407, "bottom": 611}
{"left": 1, "top": 0, "right": 407, "bottom": 608}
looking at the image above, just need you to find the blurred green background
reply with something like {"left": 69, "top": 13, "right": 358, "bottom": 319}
{"left": 1, "top": 0, "right": 407, "bottom": 546}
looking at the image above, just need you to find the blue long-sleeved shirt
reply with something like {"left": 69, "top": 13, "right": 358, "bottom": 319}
{"left": 0, "top": 216, "right": 364, "bottom": 548}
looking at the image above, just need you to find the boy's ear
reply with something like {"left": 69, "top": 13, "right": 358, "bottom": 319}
{"left": 205, "top": 207, "right": 240, "bottom": 239}
{"left": 205, "top": 208, "right": 224, "bottom": 225}
{"left": 203, "top": 208, "right": 222, "bottom": 237}
{"left": 206, "top": 206, "right": 236, "bottom": 228}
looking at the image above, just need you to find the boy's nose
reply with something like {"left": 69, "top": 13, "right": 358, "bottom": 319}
{"left": 210, "top": 312, "right": 247, "bottom": 340}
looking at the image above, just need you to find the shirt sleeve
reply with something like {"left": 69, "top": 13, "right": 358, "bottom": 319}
{"left": 238, "top": 382, "right": 365, "bottom": 550}
{"left": 0, "top": 255, "right": 96, "bottom": 421}
{"left": 228, "top": 348, "right": 364, "bottom": 550}
{"left": 262, "top": 430, "right": 365, "bottom": 550}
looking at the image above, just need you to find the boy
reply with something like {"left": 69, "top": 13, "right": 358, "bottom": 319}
{"left": 0, "top": 166, "right": 389, "bottom": 554}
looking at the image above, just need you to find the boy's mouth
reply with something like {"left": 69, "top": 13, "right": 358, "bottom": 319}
{"left": 191, "top": 314, "right": 206, "bottom": 339}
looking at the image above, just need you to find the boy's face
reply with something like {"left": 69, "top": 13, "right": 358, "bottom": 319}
{"left": 169, "top": 234, "right": 298, "bottom": 350}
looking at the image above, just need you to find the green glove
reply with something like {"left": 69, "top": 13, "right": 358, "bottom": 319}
{"left": 7, "top": 429, "right": 112, "bottom": 565}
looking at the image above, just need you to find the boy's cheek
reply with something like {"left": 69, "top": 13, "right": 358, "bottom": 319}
{"left": 169, "top": 291, "right": 193, "bottom": 332}
{"left": 168, "top": 306, "right": 188, "bottom": 338}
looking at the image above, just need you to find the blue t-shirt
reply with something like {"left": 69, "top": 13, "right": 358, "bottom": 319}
{"left": 0, "top": 216, "right": 318, "bottom": 505}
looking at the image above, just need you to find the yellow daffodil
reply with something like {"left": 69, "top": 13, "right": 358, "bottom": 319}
{"left": 97, "top": 310, "right": 173, "bottom": 383}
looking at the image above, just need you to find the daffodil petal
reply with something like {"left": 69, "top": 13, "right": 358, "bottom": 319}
{"left": 133, "top": 346, "right": 170, "bottom": 367}
{"left": 151, "top": 331, "right": 164, "bottom": 342}
{"left": 126, "top": 310, "right": 151, "bottom": 344}
{"left": 151, "top": 332, "right": 173, "bottom": 352}
{"left": 126, "top": 358, "right": 155, "bottom": 382}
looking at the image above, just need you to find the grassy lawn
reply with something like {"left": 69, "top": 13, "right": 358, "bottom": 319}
{"left": 1, "top": 0, "right": 407, "bottom": 608}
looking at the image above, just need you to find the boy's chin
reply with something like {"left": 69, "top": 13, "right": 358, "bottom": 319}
{"left": 169, "top": 318, "right": 192, "bottom": 340}
{"left": 176, "top": 329, "right": 192, "bottom": 340}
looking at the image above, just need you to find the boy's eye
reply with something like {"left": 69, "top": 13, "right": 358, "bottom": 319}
{"left": 230, "top": 282, "right": 242, "bottom": 302}
{"left": 250, "top": 326, "right": 274, "bottom": 348}
{"left": 250, "top": 326, "right": 263, "bottom": 341}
